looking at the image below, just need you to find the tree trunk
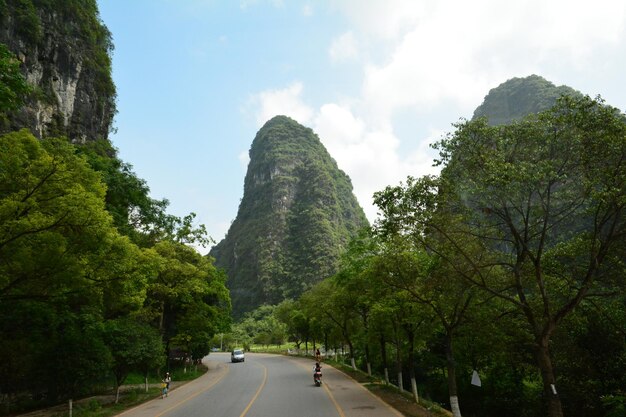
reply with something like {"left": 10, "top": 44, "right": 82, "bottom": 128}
{"left": 347, "top": 338, "right": 356, "bottom": 370}
{"left": 380, "top": 334, "right": 390, "bottom": 384}
{"left": 365, "top": 344, "right": 372, "bottom": 376}
{"left": 363, "top": 311, "right": 372, "bottom": 376}
{"left": 393, "top": 322, "right": 404, "bottom": 392}
{"left": 536, "top": 337, "right": 564, "bottom": 417}
{"left": 407, "top": 329, "right": 419, "bottom": 404}
{"left": 445, "top": 334, "right": 462, "bottom": 417}
{"left": 396, "top": 342, "right": 403, "bottom": 392}
{"left": 411, "top": 377, "right": 419, "bottom": 404}
{"left": 115, "top": 385, "right": 120, "bottom": 404}
{"left": 144, "top": 375, "right": 148, "bottom": 393}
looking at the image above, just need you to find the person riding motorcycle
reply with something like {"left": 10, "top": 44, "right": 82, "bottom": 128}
{"left": 313, "top": 362, "right": 322, "bottom": 385}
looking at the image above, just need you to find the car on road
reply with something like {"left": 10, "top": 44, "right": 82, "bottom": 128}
{"left": 231, "top": 349, "right": 245, "bottom": 363}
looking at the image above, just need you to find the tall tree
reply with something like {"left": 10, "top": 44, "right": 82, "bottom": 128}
{"left": 0, "top": 130, "right": 150, "bottom": 406}
{"left": 143, "top": 241, "right": 230, "bottom": 362}
{"left": 103, "top": 318, "right": 164, "bottom": 403}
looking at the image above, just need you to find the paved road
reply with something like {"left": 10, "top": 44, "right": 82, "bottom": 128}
{"left": 116, "top": 352, "right": 403, "bottom": 417}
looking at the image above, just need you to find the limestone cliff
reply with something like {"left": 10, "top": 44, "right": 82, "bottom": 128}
{"left": 210, "top": 116, "right": 369, "bottom": 317}
{"left": 0, "top": 0, "right": 115, "bottom": 142}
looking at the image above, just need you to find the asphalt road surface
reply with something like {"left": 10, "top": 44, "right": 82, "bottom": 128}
{"left": 116, "top": 352, "right": 403, "bottom": 417}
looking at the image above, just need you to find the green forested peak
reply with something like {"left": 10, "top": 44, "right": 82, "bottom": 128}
{"left": 211, "top": 116, "right": 368, "bottom": 317}
{"left": 472, "top": 74, "right": 581, "bottom": 125}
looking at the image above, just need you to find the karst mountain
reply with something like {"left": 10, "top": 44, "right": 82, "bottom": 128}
{"left": 210, "top": 116, "right": 369, "bottom": 317}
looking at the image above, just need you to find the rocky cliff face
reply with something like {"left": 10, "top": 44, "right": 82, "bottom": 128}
{"left": 210, "top": 116, "right": 369, "bottom": 317}
{"left": 472, "top": 75, "right": 581, "bottom": 125}
{"left": 0, "top": 0, "right": 115, "bottom": 142}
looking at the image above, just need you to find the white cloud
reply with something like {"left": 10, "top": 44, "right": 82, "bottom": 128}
{"left": 238, "top": 150, "right": 250, "bottom": 169}
{"left": 329, "top": 0, "right": 425, "bottom": 40}
{"left": 248, "top": 82, "right": 314, "bottom": 126}
{"left": 339, "top": 0, "right": 626, "bottom": 119}
{"left": 313, "top": 102, "right": 439, "bottom": 221}
{"left": 246, "top": 0, "right": 626, "bottom": 222}
{"left": 302, "top": 4, "right": 313, "bottom": 16}
{"left": 329, "top": 32, "right": 359, "bottom": 64}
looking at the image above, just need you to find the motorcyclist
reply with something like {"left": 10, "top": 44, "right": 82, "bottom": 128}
{"left": 313, "top": 362, "right": 322, "bottom": 385}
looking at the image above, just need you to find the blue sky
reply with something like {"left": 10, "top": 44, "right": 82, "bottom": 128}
{"left": 97, "top": 0, "right": 626, "bottom": 253}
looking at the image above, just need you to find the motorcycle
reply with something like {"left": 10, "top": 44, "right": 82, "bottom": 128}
{"left": 314, "top": 369, "right": 322, "bottom": 386}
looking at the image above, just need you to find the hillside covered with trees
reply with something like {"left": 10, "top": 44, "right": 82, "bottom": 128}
{"left": 472, "top": 74, "right": 581, "bottom": 125}
{"left": 210, "top": 116, "right": 369, "bottom": 317}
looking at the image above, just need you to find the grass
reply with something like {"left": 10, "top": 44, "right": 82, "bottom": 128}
{"left": 246, "top": 343, "right": 293, "bottom": 353}
{"left": 50, "top": 388, "right": 162, "bottom": 417}
{"left": 20, "top": 364, "right": 208, "bottom": 417}
{"left": 323, "top": 360, "right": 451, "bottom": 417}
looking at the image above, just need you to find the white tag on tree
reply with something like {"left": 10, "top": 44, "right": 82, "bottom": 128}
{"left": 471, "top": 370, "right": 482, "bottom": 387}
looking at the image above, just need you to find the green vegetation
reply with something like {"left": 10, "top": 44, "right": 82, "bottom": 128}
{"left": 472, "top": 74, "right": 581, "bottom": 125}
{"left": 210, "top": 115, "right": 369, "bottom": 317}
{"left": 0, "top": 129, "right": 230, "bottom": 415}
{"left": 227, "top": 95, "right": 626, "bottom": 417}
{"left": 0, "top": 43, "right": 31, "bottom": 128}
{"left": 0, "top": 0, "right": 116, "bottom": 140}
{"left": 2, "top": 2, "right": 625, "bottom": 416}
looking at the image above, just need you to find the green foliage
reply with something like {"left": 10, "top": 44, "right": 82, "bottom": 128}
{"left": 10, "top": 0, "right": 41, "bottom": 44}
{"left": 0, "top": 0, "right": 116, "bottom": 139}
{"left": 76, "top": 139, "right": 212, "bottom": 248}
{"left": 228, "top": 304, "right": 287, "bottom": 349}
{"left": 0, "top": 43, "right": 31, "bottom": 114}
{"left": 144, "top": 241, "right": 231, "bottom": 361}
{"left": 372, "top": 95, "right": 626, "bottom": 417}
{"left": 472, "top": 74, "right": 581, "bottom": 125}
{"left": 602, "top": 394, "right": 626, "bottom": 417}
{"left": 211, "top": 116, "right": 369, "bottom": 317}
{"left": 0, "top": 130, "right": 229, "bottom": 413}
{"left": 0, "top": 130, "right": 146, "bottom": 408}
{"left": 103, "top": 318, "right": 164, "bottom": 395}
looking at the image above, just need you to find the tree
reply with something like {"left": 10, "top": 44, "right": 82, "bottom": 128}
{"left": 274, "top": 299, "right": 311, "bottom": 350}
{"left": 0, "top": 43, "right": 31, "bottom": 114}
{"left": 302, "top": 278, "right": 360, "bottom": 369}
{"left": 103, "top": 318, "right": 164, "bottom": 403}
{"left": 375, "top": 96, "right": 626, "bottom": 417}
{"left": 369, "top": 234, "right": 476, "bottom": 417}
{"left": 0, "top": 130, "right": 152, "bottom": 407}
{"left": 77, "top": 139, "right": 212, "bottom": 249}
{"left": 143, "top": 241, "right": 230, "bottom": 362}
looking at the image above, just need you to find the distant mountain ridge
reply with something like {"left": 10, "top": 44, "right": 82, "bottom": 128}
{"left": 472, "top": 74, "right": 581, "bottom": 125}
{"left": 210, "top": 116, "right": 369, "bottom": 317}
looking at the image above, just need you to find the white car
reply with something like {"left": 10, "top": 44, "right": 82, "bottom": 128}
{"left": 231, "top": 349, "right": 245, "bottom": 363}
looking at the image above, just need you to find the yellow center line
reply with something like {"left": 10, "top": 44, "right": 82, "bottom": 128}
{"left": 291, "top": 358, "right": 345, "bottom": 417}
{"left": 239, "top": 363, "right": 268, "bottom": 417}
{"left": 322, "top": 381, "right": 346, "bottom": 417}
{"left": 154, "top": 363, "right": 229, "bottom": 417}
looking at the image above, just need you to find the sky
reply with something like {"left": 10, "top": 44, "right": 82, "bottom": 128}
{"left": 97, "top": 0, "right": 626, "bottom": 253}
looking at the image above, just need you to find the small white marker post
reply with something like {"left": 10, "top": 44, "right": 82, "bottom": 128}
{"left": 69, "top": 399, "right": 73, "bottom": 417}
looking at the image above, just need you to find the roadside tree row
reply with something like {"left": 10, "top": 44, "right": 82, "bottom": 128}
{"left": 278, "top": 96, "right": 626, "bottom": 417}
